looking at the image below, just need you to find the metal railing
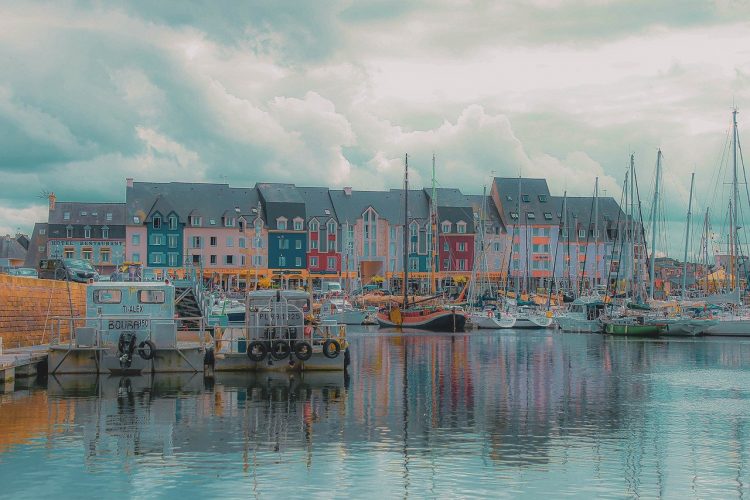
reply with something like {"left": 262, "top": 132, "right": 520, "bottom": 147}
{"left": 213, "top": 322, "right": 346, "bottom": 354}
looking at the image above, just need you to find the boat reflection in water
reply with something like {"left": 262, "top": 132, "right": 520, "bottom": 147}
{"left": 1, "top": 330, "right": 750, "bottom": 497}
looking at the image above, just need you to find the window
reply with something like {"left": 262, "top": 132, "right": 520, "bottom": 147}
{"left": 168, "top": 253, "right": 179, "bottom": 266}
{"left": 191, "top": 236, "right": 202, "bottom": 248}
{"left": 106, "top": 212, "right": 113, "bottom": 221}
{"left": 150, "top": 234, "right": 164, "bottom": 245}
{"left": 295, "top": 257, "right": 302, "bottom": 267}
{"left": 410, "top": 241, "right": 417, "bottom": 253}
{"left": 409, "top": 257, "right": 418, "bottom": 271}
{"left": 38, "top": 245, "right": 45, "bottom": 252}
{"left": 66, "top": 226, "right": 73, "bottom": 238}
{"left": 224, "top": 217, "right": 234, "bottom": 227}
{"left": 532, "top": 244, "right": 551, "bottom": 253}
{"left": 493, "top": 242, "right": 501, "bottom": 252}
{"left": 168, "top": 235, "right": 179, "bottom": 248}
{"left": 80, "top": 211, "right": 87, "bottom": 216}
{"left": 190, "top": 216, "right": 201, "bottom": 226}
{"left": 82, "top": 248, "right": 93, "bottom": 261}
{"left": 458, "top": 259, "right": 467, "bottom": 271}
{"left": 102, "top": 227, "right": 109, "bottom": 239}
{"left": 63, "top": 212, "right": 71, "bottom": 220}
{"left": 84, "top": 226, "right": 91, "bottom": 238}
{"left": 279, "top": 239, "right": 289, "bottom": 249}
{"left": 138, "top": 290, "right": 165, "bottom": 304}
{"left": 578, "top": 229, "right": 586, "bottom": 239}
{"left": 527, "top": 212, "right": 536, "bottom": 220}
{"left": 457, "top": 242, "right": 466, "bottom": 251}
{"left": 150, "top": 252, "right": 163, "bottom": 264}
{"left": 255, "top": 220, "right": 263, "bottom": 234}
{"left": 311, "top": 239, "right": 318, "bottom": 250}
{"left": 209, "top": 218, "right": 216, "bottom": 225}
{"left": 279, "top": 255, "right": 286, "bottom": 267}
{"left": 327, "top": 221, "right": 336, "bottom": 233}
{"left": 544, "top": 212, "right": 553, "bottom": 220}
{"left": 192, "top": 255, "right": 201, "bottom": 265}
{"left": 169, "top": 215, "right": 178, "bottom": 229}
{"left": 94, "top": 289, "right": 122, "bottom": 304}
{"left": 443, "top": 241, "right": 449, "bottom": 251}
{"left": 210, "top": 236, "right": 217, "bottom": 247}
{"left": 210, "top": 255, "right": 217, "bottom": 265}
{"left": 226, "top": 237, "right": 233, "bottom": 248}
{"left": 63, "top": 247, "right": 74, "bottom": 259}
{"left": 522, "top": 194, "right": 530, "bottom": 202}
{"left": 442, "top": 222, "right": 451, "bottom": 233}
{"left": 277, "top": 218, "right": 287, "bottom": 230}
{"left": 239, "top": 237, "right": 246, "bottom": 248}
{"left": 327, "top": 257, "right": 336, "bottom": 269}
{"left": 225, "top": 255, "right": 234, "bottom": 265}
{"left": 510, "top": 212, "right": 519, "bottom": 220}
{"left": 310, "top": 220, "right": 319, "bottom": 231}
{"left": 253, "top": 255, "right": 263, "bottom": 266}
{"left": 538, "top": 195, "right": 548, "bottom": 202}
{"left": 241, "top": 255, "right": 246, "bottom": 266}
{"left": 101, "top": 248, "right": 111, "bottom": 262}
{"left": 153, "top": 216, "right": 161, "bottom": 229}
{"left": 513, "top": 243, "right": 520, "bottom": 252}
{"left": 39, "top": 228, "right": 46, "bottom": 235}
{"left": 132, "top": 252, "right": 140, "bottom": 263}
{"left": 443, "top": 259, "right": 450, "bottom": 269}
{"left": 293, "top": 219, "right": 303, "bottom": 231}
{"left": 132, "top": 234, "right": 141, "bottom": 245}
{"left": 134, "top": 216, "right": 141, "bottom": 224}
{"left": 295, "top": 240, "right": 302, "bottom": 250}
{"left": 457, "top": 222, "right": 466, "bottom": 234}
{"left": 310, "top": 256, "right": 319, "bottom": 267}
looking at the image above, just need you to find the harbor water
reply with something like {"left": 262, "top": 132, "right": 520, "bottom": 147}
{"left": 1, "top": 327, "right": 749, "bottom": 498}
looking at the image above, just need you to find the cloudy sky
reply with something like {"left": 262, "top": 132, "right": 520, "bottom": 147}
{"left": 2, "top": 0, "right": 750, "bottom": 242}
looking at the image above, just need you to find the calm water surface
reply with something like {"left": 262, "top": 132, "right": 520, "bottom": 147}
{"left": 1, "top": 328, "right": 750, "bottom": 499}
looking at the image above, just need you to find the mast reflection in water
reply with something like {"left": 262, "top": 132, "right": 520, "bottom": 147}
{"left": 1, "top": 329, "right": 749, "bottom": 498}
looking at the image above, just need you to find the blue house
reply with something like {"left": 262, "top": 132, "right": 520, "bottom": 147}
{"left": 257, "top": 183, "right": 307, "bottom": 273}
{"left": 145, "top": 197, "right": 184, "bottom": 268}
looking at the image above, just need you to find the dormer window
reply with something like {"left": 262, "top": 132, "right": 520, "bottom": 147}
{"left": 223, "top": 217, "right": 235, "bottom": 227}
{"left": 153, "top": 215, "right": 161, "bottom": 229}
{"left": 544, "top": 212, "right": 553, "bottom": 220}
{"left": 209, "top": 218, "right": 216, "bottom": 225}
{"left": 134, "top": 216, "right": 141, "bottom": 224}
{"left": 327, "top": 221, "right": 336, "bottom": 233}
{"left": 84, "top": 225, "right": 91, "bottom": 238}
{"left": 522, "top": 194, "right": 530, "bottom": 203}
{"left": 538, "top": 195, "right": 548, "bottom": 202}
{"left": 456, "top": 221, "right": 467, "bottom": 234}
{"left": 190, "top": 215, "right": 201, "bottom": 226}
{"left": 527, "top": 212, "right": 536, "bottom": 220}
{"left": 277, "top": 217, "right": 287, "bottom": 230}
{"left": 169, "top": 215, "right": 178, "bottom": 229}
{"left": 506, "top": 196, "right": 512, "bottom": 202}
{"left": 255, "top": 219, "right": 263, "bottom": 235}
{"left": 102, "top": 226, "right": 109, "bottom": 239}
{"left": 80, "top": 211, "right": 87, "bottom": 216}
{"left": 63, "top": 212, "right": 71, "bottom": 220}
{"left": 310, "top": 220, "right": 319, "bottom": 232}
{"left": 293, "top": 218, "right": 303, "bottom": 231}
{"left": 510, "top": 212, "right": 519, "bottom": 220}
{"left": 442, "top": 222, "right": 451, "bottom": 233}
{"left": 66, "top": 225, "right": 73, "bottom": 238}
{"left": 106, "top": 212, "right": 113, "bottom": 221}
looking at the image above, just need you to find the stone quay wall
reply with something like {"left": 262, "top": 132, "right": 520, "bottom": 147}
{"left": 0, "top": 275, "right": 87, "bottom": 348}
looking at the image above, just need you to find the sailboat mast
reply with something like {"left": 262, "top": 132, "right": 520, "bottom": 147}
{"left": 515, "top": 175, "right": 522, "bottom": 295}
{"left": 649, "top": 149, "right": 662, "bottom": 300}
{"left": 732, "top": 108, "right": 739, "bottom": 290}
{"left": 403, "top": 153, "right": 409, "bottom": 307}
{"left": 429, "top": 154, "right": 437, "bottom": 294}
{"left": 629, "top": 154, "right": 636, "bottom": 299}
{"left": 593, "top": 177, "right": 599, "bottom": 290}
{"left": 681, "top": 172, "right": 695, "bottom": 300}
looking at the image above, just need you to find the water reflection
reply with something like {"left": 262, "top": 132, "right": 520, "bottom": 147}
{"left": 1, "top": 330, "right": 749, "bottom": 497}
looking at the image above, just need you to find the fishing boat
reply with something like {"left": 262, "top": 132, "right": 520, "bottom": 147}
{"left": 602, "top": 316, "right": 664, "bottom": 336}
{"left": 48, "top": 280, "right": 208, "bottom": 375}
{"left": 376, "top": 154, "right": 467, "bottom": 332}
{"left": 319, "top": 297, "right": 368, "bottom": 325}
{"left": 555, "top": 296, "right": 606, "bottom": 333}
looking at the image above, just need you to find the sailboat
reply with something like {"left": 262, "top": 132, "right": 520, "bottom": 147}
{"left": 704, "top": 109, "right": 750, "bottom": 336}
{"left": 376, "top": 154, "right": 467, "bottom": 332}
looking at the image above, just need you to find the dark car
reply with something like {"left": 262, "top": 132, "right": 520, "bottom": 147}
{"left": 39, "top": 258, "right": 99, "bottom": 283}
{"left": 8, "top": 267, "right": 38, "bottom": 278}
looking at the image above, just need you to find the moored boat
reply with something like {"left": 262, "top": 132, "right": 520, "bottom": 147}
{"left": 555, "top": 297, "right": 606, "bottom": 333}
{"left": 377, "top": 305, "right": 467, "bottom": 332}
{"left": 602, "top": 317, "right": 663, "bottom": 336}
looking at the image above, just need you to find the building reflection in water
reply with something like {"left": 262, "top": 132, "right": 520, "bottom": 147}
{"left": 0, "top": 332, "right": 748, "bottom": 497}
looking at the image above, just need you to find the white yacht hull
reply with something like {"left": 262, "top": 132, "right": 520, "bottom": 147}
{"left": 471, "top": 313, "right": 516, "bottom": 329}
{"left": 513, "top": 315, "right": 553, "bottom": 329}
{"left": 320, "top": 310, "right": 368, "bottom": 325}
{"left": 663, "top": 318, "right": 718, "bottom": 337}
{"left": 705, "top": 318, "right": 750, "bottom": 336}
{"left": 556, "top": 316, "right": 601, "bottom": 333}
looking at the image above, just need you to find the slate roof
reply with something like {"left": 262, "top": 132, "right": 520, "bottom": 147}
{"left": 297, "top": 186, "right": 337, "bottom": 222}
{"left": 127, "top": 182, "right": 261, "bottom": 227}
{"left": 425, "top": 188, "right": 475, "bottom": 232}
{"left": 329, "top": 189, "right": 430, "bottom": 226}
{"left": 465, "top": 194, "right": 506, "bottom": 234}
{"left": 492, "top": 177, "right": 553, "bottom": 226}
{"left": 256, "top": 183, "right": 305, "bottom": 224}
{"left": 0, "top": 235, "right": 26, "bottom": 261}
{"left": 49, "top": 202, "right": 126, "bottom": 225}
{"left": 552, "top": 196, "right": 626, "bottom": 241}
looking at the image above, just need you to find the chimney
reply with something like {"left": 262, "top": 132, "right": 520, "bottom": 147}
{"left": 126, "top": 177, "right": 134, "bottom": 188}
{"left": 344, "top": 186, "right": 352, "bottom": 196}
{"left": 48, "top": 192, "right": 56, "bottom": 210}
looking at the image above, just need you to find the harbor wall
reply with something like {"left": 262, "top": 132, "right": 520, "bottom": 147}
{"left": 0, "top": 275, "right": 87, "bottom": 348}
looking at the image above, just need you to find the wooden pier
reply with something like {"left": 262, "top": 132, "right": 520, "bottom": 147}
{"left": 0, "top": 344, "right": 48, "bottom": 392}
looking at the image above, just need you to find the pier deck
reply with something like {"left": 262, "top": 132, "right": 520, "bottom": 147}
{"left": 0, "top": 344, "right": 49, "bottom": 391}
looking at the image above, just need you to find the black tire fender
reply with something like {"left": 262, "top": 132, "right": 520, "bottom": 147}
{"left": 294, "top": 341, "right": 313, "bottom": 361}
{"left": 323, "top": 339, "right": 341, "bottom": 359}
{"left": 137, "top": 339, "right": 156, "bottom": 360}
{"left": 247, "top": 340, "right": 267, "bottom": 362}
{"left": 270, "top": 340, "right": 291, "bottom": 360}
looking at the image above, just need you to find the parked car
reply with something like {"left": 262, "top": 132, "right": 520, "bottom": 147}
{"left": 8, "top": 267, "right": 38, "bottom": 278}
{"left": 39, "top": 258, "right": 99, "bottom": 283}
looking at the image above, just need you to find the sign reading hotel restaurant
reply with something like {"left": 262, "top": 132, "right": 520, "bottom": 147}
{"left": 48, "top": 240, "right": 123, "bottom": 246}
